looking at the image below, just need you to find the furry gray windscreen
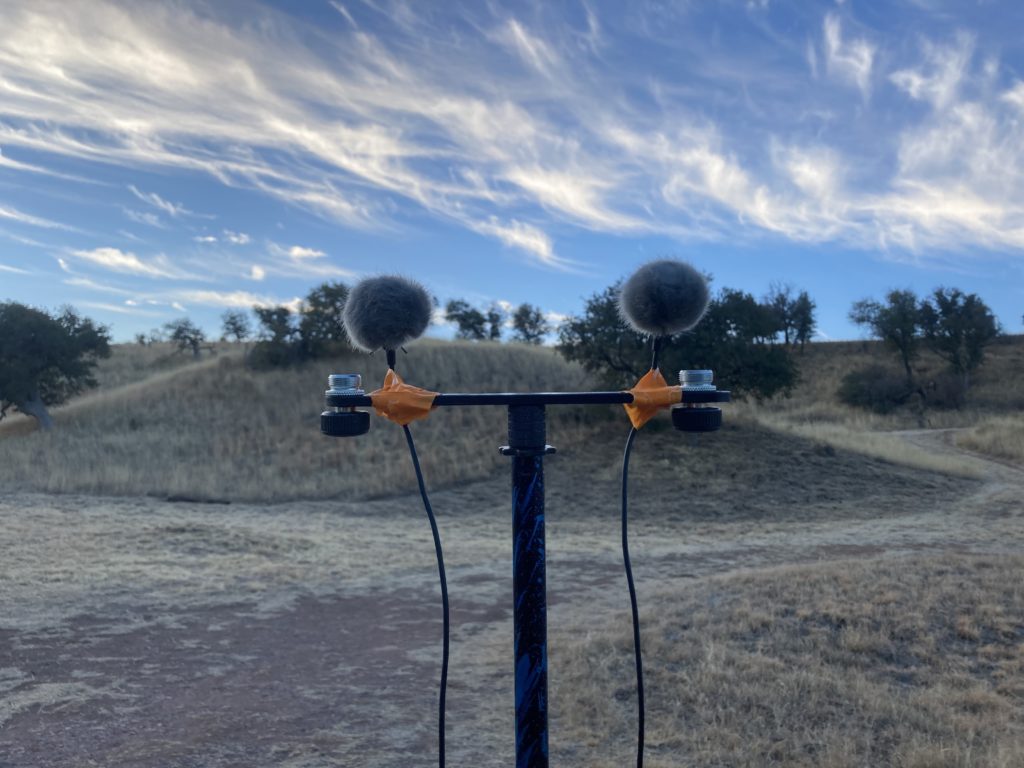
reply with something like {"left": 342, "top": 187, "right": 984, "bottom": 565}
{"left": 343, "top": 275, "right": 433, "bottom": 352}
{"left": 618, "top": 259, "right": 710, "bottom": 336}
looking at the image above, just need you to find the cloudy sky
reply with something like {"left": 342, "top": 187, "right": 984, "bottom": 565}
{"left": 1, "top": 0, "right": 1023, "bottom": 341}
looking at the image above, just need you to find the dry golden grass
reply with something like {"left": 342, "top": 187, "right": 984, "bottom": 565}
{"left": 92, "top": 341, "right": 236, "bottom": 389}
{"left": 741, "top": 416, "right": 983, "bottom": 478}
{"left": 958, "top": 414, "right": 1024, "bottom": 466}
{"left": 0, "top": 340, "right": 599, "bottom": 501}
{"left": 4, "top": 335, "right": 1019, "bottom": 496}
{"left": 554, "top": 554, "right": 1024, "bottom": 768}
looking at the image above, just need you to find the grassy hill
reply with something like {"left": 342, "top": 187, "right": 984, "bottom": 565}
{"left": 0, "top": 335, "right": 1020, "bottom": 501}
{"left": 0, "top": 340, "right": 597, "bottom": 501}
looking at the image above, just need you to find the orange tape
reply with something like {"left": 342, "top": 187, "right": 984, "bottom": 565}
{"left": 369, "top": 369, "right": 439, "bottom": 426}
{"left": 623, "top": 368, "right": 682, "bottom": 429}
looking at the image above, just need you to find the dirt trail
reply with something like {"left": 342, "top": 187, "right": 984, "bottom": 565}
{"left": 891, "top": 427, "right": 1024, "bottom": 513}
{"left": 1, "top": 428, "right": 1021, "bottom": 767}
{"left": 0, "top": 354, "right": 229, "bottom": 438}
{"left": 896, "top": 426, "right": 1024, "bottom": 478}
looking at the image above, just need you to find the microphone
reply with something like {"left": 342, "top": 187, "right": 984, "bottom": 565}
{"left": 343, "top": 275, "right": 433, "bottom": 352}
{"left": 618, "top": 259, "right": 710, "bottom": 336}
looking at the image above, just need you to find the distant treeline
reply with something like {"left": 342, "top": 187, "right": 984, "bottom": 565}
{"left": 144, "top": 277, "right": 820, "bottom": 399}
{"left": 842, "top": 288, "right": 1001, "bottom": 413}
{"left": 139, "top": 276, "right": 1002, "bottom": 408}
{"left": 1, "top": 274, "right": 1005, "bottom": 431}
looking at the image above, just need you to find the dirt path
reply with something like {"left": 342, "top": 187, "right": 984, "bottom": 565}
{"left": 1, "top": 428, "right": 1021, "bottom": 767}
{"left": 890, "top": 427, "right": 1024, "bottom": 521}
{"left": 0, "top": 354, "right": 228, "bottom": 439}
{"left": 896, "top": 426, "right": 1024, "bottom": 479}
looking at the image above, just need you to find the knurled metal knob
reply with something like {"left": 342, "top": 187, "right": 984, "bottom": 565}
{"left": 321, "top": 409, "right": 371, "bottom": 437}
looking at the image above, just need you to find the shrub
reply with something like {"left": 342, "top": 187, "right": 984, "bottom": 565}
{"left": 922, "top": 371, "right": 967, "bottom": 410}
{"left": 837, "top": 364, "right": 916, "bottom": 414}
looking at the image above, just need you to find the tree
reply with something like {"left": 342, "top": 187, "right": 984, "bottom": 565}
{"left": 717, "top": 289, "right": 784, "bottom": 344}
{"left": 791, "top": 291, "right": 817, "bottom": 352}
{"left": 164, "top": 318, "right": 208, "bottom": 359}
{"left": 849, "top": 290, "right": 921, "bottom": 384}
{"left": 255, "top": 306, "right": 296, "bottom": 343}
{"left": 0, "top": 303, "right": 110, "bottom": 430}
{"left": 298, "top": 281, "right": 349, "bottom": 357}
{"left": 249, "top": 306, "right": 299, "bottom": 368}
{"left": 511, "top": 303, "right": 550, "bottom": 344}
{"left": 220, "top": 309, "right": 252, "bottom": 343}
{"left": 558, "top": 285, "right": 649, "bottom": 381}
{"left": 765, "top": 283, "right": 817, "bottom": 350}
{"left": 557, "top": 282, "right": 797, "bottom": 398}
{"left": 919, "top": 287, "right": 1000, "bottom": 389}
{"left": 766, "top": 283, "right": 795, "bottom": 344}
{"left": 485, "top": 304, "right": 505, "bottom": 341}
{"left": 248, "top": 282, "right": 352, "bottom": 367}
{"left": 445, "top": 299, "right": 488, "bottom": 340}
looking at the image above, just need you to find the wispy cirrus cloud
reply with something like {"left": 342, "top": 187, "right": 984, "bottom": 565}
{"left": 128, "top": 185, "right": 195, "bottom": 218}
{"left": 0, "top": 203, "right": 74, "bottom": 230}
{"left": 495, "top": 19, "right": 561, "bottom": 77}
{"left": 265, "top": 242, "right": 357, "bottom": 279}
{"left": 822, "top": 14, "right": 875, "bottom": 97}
{"left": 222, "top": 230, "right": 251, "bottom": 245}
{"left": 0, "top": 147, "right": 99, "bottom": 183}
{"left": 78, "top": 300, "right": 164, "bottom": 317}
{"left": 285, "top": 245, "right": 326, "bottom": 260}
{"left": 469, "top": 218, "right": 568, "bottom": 270}
{"left": 122, "top": 208, "right": 164, "bottom": 229}
{"left": 63, "top": 276, "right": 299, "bottom": 313}
{"left": 890, "top": 34, "right": 974, "bottom": 111}
{"left": 191, "top": 230, "right": 250, "bottom": 245}
{"left": 68, "top": 247, "right": 194, "bottom": 279}
{"left": 0, "top": 227, "right": 48, "bottom": 248}
{"left": 63, "top": 276, "right": 134, "bottom": 294}
{"left": 169, "top": 288, "right": 297, "bottom": 309}
{"left": 0, "top": 0, "right": 1022, "bottom": 275}
{"left": 1002, "top": 81, "right": 1024, "bottom": 111}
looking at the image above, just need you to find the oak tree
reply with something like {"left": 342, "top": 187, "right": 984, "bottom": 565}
{"left": 0, "top": 302, "right": 110, "bottom": 430}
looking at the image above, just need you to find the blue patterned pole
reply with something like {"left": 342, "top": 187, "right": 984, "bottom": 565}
{"left": 507, "top": 404, "right": 549, "bottom": 768}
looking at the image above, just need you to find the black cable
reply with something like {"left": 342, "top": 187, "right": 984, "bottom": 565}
{"left": 620, "top": 333, "right": 661, "bottom": 768}
{"left": 402, "top": 423, "right": 450, "bottom": 768}
{"left": 650, "top": 336, "right": 662, "bottom": 372}
{"left": 621, "top": 425, "right": 644, "bottom": 768}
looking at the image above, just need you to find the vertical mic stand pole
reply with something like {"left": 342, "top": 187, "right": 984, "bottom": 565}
{"left": 502, "top": 404, "right": 554, "bottom": 768}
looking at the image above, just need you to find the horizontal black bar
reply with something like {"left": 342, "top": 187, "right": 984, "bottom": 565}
{"left": 325, "top": 390, "right": 730, "bottom": 408}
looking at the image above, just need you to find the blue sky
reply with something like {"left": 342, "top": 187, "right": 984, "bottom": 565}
{"left": 1, "top": 0, "right": 1023, "bottom": 342}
